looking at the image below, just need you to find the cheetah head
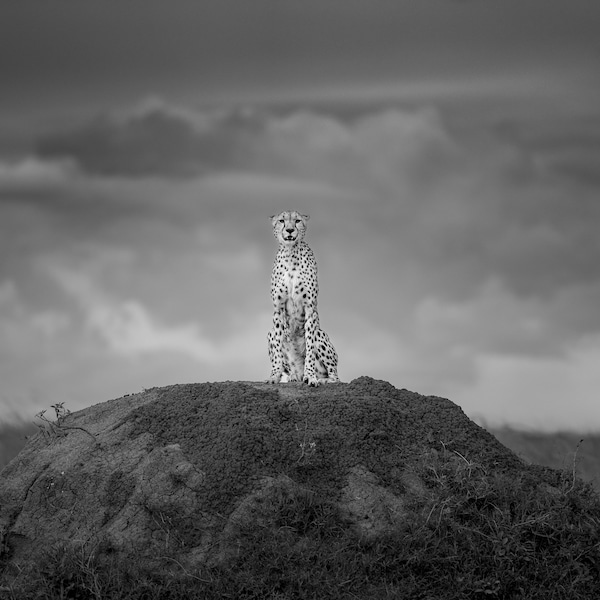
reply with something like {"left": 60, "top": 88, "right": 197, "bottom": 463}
{"left": 270, "top": 210, "right": 309, "bottom": 247}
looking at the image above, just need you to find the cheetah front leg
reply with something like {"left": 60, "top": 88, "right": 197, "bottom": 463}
{"left": 302, "top": 305, "right": 319, "bottom": 386}
{"left": 267, "top": 307, "right": 286, "bottom": 384}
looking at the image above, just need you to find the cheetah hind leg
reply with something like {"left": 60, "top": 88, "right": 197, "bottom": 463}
{"left": 321, "top": 360, "right": 340, "bottom": 383}
{"left": 303, "top": 358, "right": 326, "bottom": 387}
{"left": 320, "top": 372, "right": 340, "bottom": 384}
{"left": 316, "top": 368, "right": 340, "bottom": 385}
{"left": 312, "top": 331, "right": 340, "bottom": 385}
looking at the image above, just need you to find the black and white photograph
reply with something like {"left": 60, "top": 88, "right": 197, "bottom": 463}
{"left": 1, "top": 2, "right": 599, "bottom": 598}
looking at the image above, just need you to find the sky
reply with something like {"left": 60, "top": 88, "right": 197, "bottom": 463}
{"left": 1, "top": 0, "right": 600, "bottom": 431}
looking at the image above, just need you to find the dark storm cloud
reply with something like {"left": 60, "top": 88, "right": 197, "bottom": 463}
{"left": 2, "top": 0, "right": 600, "bottom": 429}
{"left": 1, "top": 0, "right": 599, "bottom": 109}
{"left": 6, "top": 92, "right": 600, "bottom": 384}
{"left": 28, "top": 99, "right": 600, "bottom": 318}
{"left": 36, "top": 103, "right": 266, "bottom": 176}
{"left": 498, "top": 116, "right": 600, "bottom": 186}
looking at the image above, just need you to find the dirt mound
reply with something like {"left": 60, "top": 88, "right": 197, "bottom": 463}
{"left": 0, "top": 377, "right": 584, "bottom": 577}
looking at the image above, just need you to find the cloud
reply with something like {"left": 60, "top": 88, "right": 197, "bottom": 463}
{"left": 0, "top": 157, "right": 77, "bottom": 190}
{"left": 494, "top": 114, "right": 600, "bottom": 186}
{"left": 0, "top": 265, "right": 270, "bottom": 420}
{"left": 3, "top": 0, "right": 599, "bottom": 116}
{"left": 459, "top": 335, "right": 600, "bottom": 431}
{"left": 254, "top": 107, "right": 465, "bottom": 195}
{"left": 26, "top": 100, "right": 600, "bottom": 344}
{"left": 0, "top": 278, "right": 80, "bottom": 416}
{"left": 0, "top": 279, "right": 71, "bottom": 344}
{"left": 414, "top": 280, "right": 549, "bottom": 356}
{"left": 35, "top": 98, "right": 266, "bottom": 177}
{"left": 88, "top": 299, "right": 215, "bottom": 361}
{"left": 33, "top": 98, "right": 464, "bottom": 183}
{"left": 4, "top": 97, "right": 600, "bottom": 429}
{"left": 45, "top": 262, "right": 215, "bottom": 361}
{"left": 41, "top": 256, "right": 271, "bottom": 368}
{"left": 406, "top": 278, "right": 599, "bottom": 392}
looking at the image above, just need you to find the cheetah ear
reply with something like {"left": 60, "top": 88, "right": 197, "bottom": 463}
{"left": 302, "top": 214, "right": 310, "bottom": 221}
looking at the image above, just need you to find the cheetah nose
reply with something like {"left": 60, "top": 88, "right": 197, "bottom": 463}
{"left": 286, "top": 228, "right": 295, "bottom": 234}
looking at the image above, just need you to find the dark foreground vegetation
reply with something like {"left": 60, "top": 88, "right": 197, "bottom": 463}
{"left": 2, "top": 447, "right": 599, "bottom": 600}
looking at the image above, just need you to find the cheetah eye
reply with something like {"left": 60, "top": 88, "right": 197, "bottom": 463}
{"left": 279, "top": 219, "right": 285, "bottom": 223}
{"left": 295, "top": 219, "right": 301, "bottom": 224}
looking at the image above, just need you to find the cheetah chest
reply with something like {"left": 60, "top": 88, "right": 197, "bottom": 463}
{"left": 273, "top": 252, "right": 314, "bottom": 326}
{"left": 280, "top": 269, "right": 307, "bottom": 333}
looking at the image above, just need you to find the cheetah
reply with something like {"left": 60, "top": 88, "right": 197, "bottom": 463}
{"left": 267, "top": 210, "right": 339, "bottom": 386}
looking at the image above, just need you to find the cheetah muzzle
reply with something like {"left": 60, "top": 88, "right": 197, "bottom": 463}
{"left": 267, "top": 210, "right": 340, "bottom": 387}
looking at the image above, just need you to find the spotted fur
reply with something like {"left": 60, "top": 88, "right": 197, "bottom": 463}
{"left": 267, "top": 210, "right": 339, "bottom": 386}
